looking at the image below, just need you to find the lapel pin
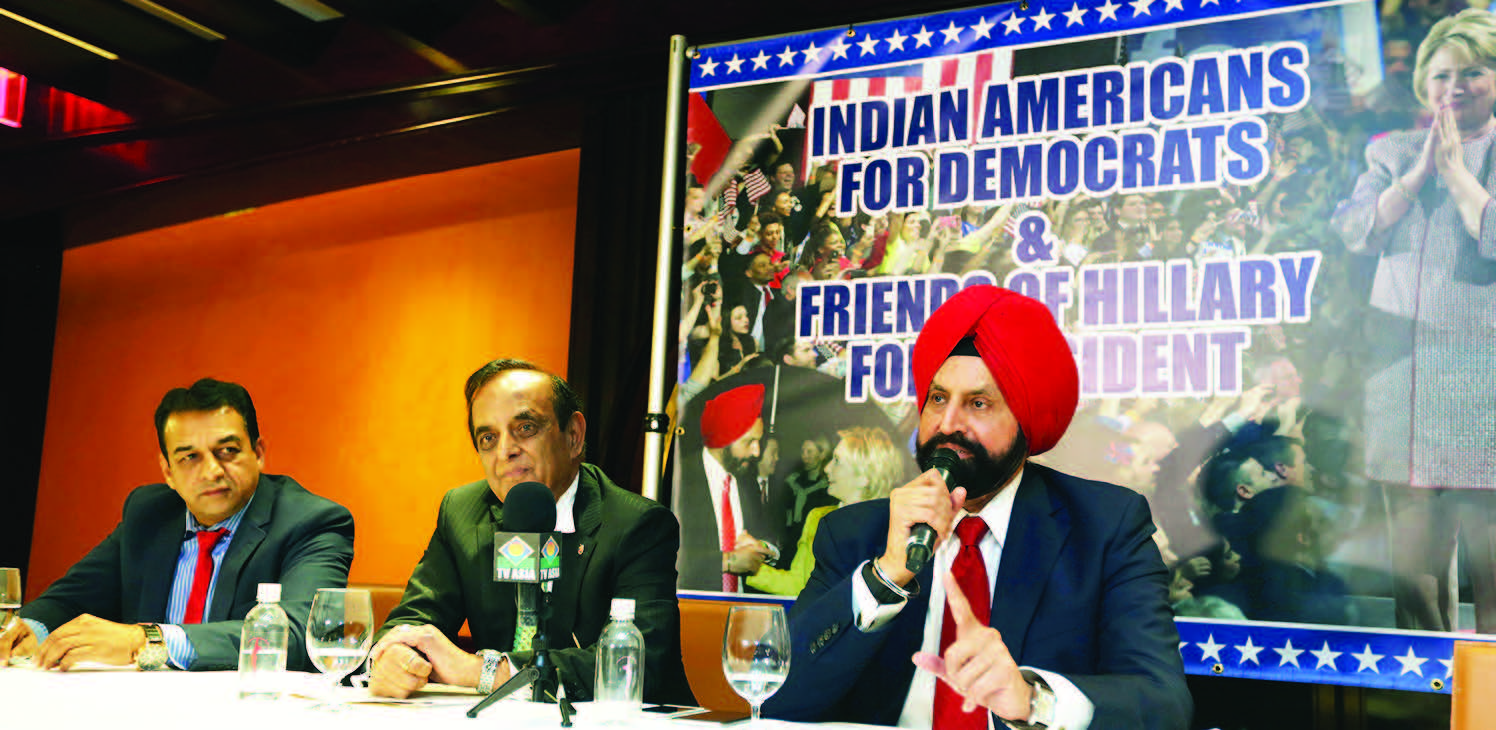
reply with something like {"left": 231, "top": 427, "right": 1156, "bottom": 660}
{"left": 578, "top": 544, "right": 586, "bottom": 555}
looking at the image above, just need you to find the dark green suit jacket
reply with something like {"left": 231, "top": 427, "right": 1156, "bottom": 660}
{"left": 381, "top": 463, "right": 694, "bottom": 705}
{"left": 20, "top": 474, "right": 355, "bottom": 671}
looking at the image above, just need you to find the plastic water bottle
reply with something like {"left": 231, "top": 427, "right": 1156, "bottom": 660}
{"left": 238, "top": 583, "right": 290, "bottom": 700}
{"left": 594, "top": 597, "right": 645, "bottom": 720}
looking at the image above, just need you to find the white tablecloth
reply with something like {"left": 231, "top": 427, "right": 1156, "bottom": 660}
{"left": 0, "top": 667, "right": 870, "bottom": 730}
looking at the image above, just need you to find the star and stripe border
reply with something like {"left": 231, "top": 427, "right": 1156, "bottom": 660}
{"left": 688, "top": 0, "right": 1358, "bottom": 92}
{"left": 1177, "top": 618, "right": 1494, "bottom": 693}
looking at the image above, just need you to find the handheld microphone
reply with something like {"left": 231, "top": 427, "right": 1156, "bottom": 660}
{"left": 905, "top": 447, "right": 961, "bottom": 574}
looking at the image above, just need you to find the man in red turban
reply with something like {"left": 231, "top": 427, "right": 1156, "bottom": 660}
{"left": 676, "top": 383, "right": 775, "bottom": 592}
{"left": 765, "top": 286, "right": 1189, "bottom": 730}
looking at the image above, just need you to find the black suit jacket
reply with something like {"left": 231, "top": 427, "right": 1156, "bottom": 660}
{"left": 763, "top": 464, "right": 1191, "bottom": 730}
{"left": 380, "top": 463, "right": 693, "bottom": 705}
{"left": 677, "top": 446, "right": 774, "bottom": 591}
{"left": 20, "top": 474, "right": 355, "bottom": 671}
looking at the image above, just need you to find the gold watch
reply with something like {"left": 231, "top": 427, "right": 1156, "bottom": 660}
{"left": 135, "top": 623, "right": 168, "bottom": 671}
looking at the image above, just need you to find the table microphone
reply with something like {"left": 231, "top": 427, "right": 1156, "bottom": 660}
{"left": 905, "top": 447, "right": 961, "bottom": 574}
{"left": 501, "top": 481, "right": 558, "bottom": 643}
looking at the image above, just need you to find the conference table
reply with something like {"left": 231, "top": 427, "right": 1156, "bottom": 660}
{"left": 0, "top": 666, "right": 866, "bottom": 730}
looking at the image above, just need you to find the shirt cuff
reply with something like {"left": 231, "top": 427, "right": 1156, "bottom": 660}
{"left": 22, "top": 618, "right": 48, "bottom": 644}
{"left": 1221, "top": 412, "right": 1248, "bottom": 432}
{"left": 160, "top": 624, "right": 195, "bottom": 670}
{"left": 851, "top": 560, "right": 906, "bottom": 632}
{"left": 1021, "top": 667, "right": 1094, "bottom": 730}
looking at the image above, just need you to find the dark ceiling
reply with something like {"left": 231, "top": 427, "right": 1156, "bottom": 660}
{"left": 0, "top": 0, "right": 983, "bottom": 228}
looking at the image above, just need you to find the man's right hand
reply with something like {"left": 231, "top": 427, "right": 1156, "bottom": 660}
{"left": 368, "top": 624, "right": 485, "bottom": 698}
{"left": 878, "top": 469, "right": 967, "bottom": 587}
{"left": 724, "top": 532, "right": 773, "bottom": 575}
{"left": 0, "top": 619, "right": 38, "bottom": 666}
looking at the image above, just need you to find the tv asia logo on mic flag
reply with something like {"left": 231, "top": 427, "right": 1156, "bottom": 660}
{"left": 493, "top": 532, "right": 562, "bottom": 582}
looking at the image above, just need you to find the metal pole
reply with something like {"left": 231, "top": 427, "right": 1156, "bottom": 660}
{"left": 641, "top": 35, "right": 689, "bottom": 502}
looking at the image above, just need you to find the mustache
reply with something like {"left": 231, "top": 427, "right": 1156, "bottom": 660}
{"left": 920, "top": 433, "right": 989, "bottom": 460}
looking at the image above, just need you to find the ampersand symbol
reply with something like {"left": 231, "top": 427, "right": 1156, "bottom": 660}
{"left": 1013, "top": 213, "right": 1056, "bottom": 265}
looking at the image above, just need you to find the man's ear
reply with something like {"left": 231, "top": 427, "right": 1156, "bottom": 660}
{"left": 566, "top": 412, "right": 587, "bottom": 458}
{"left": 1236, "top": 483, "right": 1255, "bottom": 502}
{"left": 158, "top": 452, "right": 172, "bottom": 484}
{"left": 253, "top": 437, "right": 267, "bottom": 467}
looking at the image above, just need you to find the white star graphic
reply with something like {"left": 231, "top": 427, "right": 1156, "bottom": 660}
{"left": 940, "top": 20, "right": 965, "bottom": 44}
{"left": 972, "top": 16, "right": 997, "bottom": 38}
{"left": 1063, "top": 2, "right": 1089, "bottom": 26}
{"left": 1395, "top": 647, "right": 1428, "bottom": 677}
{"left": 751, "top": 50, "right": 771, "bottom": 70}
{"left": 913, "top": 25, "right": 935, "bottom": 48}
{"left": 1179, "top": 641, "right": 1189, "bottom": 654}
{"left": 827, "top": 38, "right": 850, "bottom": 60}
{"left": 1030, "top": 7, "right": 1057, "bottom": 30}
{"left": 1097, "top": 0, "right": 1122, "bottom": 21}
{"left": 1130, "top": 0, "right": 1155, "bottom": 16}
{"left": 1235, "top": 636, "right": 1264, "bottom": 666}
{"left": 699, "top": 57, "right": 719, "bottom": 77}
{"left": 776, "top": 46, "right": 798, "bottom": 67}
{"left": 857, "top": 35, "right": 880, "bottom": 56}
{"left": 1201, "top": 0, "right": 1220, "bottom": 4}
{"left": 802, "top": 41, "right": 823, "bottom": 63}
{"left": 1164, "top": 0, "right": 1185, "bottom": 10}
{"left": 1274, "top": 639, "right": 1305, "bottom": 668}
{"left": 725, "top": 54, "right": 745, "bottom": 74}
{"left": 1352, "top": 644, "right": 1384, "bottom": 673}
{"left": 885, "top": 29, "right": 909, "bottom": 52}
{"left": 1197, "top": 634, "right": 1225, "bottom": 663}
{"left": 1440, "top": 658, "right": 1456, "bottom": 678}
{"left": 1002, "top": 14, "right": 1026, "bottom": 34}
{"left": 1311, "top": 641, "right": 1342, "bottom": 670}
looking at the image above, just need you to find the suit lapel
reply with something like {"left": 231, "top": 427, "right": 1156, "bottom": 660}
{"left": 478, "top": 499, "right": 514, "bottom": 648}
{"left": 208, "top": 478, "right": 273, "bottom": 621}
{"left": 990, "top": 469, "right": 1068, "bottom": 661}
{"left": 137, "top": 508, "right": 186, "bottom": 623}
{"left": 550, "top": 467, "right": 602, "bottom": 643}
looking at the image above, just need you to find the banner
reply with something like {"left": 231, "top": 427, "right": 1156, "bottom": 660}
{"left": 670, "top": 0, "right": 1496, "bottom": 693}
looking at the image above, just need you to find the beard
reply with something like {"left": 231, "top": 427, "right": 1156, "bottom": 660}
{"left": 916, "top": 428, "right": 1028, "bottom": 500}
{"left": 722, "top": 448, "right": 758, "bottom": 478}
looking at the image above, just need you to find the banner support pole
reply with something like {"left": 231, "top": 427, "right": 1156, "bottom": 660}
{"left": 642, "top": 34, "right": 689, "bottom": 503}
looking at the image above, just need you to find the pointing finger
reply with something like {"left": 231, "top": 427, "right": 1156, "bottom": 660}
{"left": 942, "top": 570, "right": 979, "bottom": 631}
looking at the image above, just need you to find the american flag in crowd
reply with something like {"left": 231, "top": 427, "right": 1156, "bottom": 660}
{"left": 803, "top": 49, "right": 1013, "bottom": 175}
{"left": 719, "top": 168, "right": 772, "bottom": 215}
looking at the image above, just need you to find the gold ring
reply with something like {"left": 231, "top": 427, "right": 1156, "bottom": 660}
{"left": 401, "top": 653, "right": 416, "bottom": 672}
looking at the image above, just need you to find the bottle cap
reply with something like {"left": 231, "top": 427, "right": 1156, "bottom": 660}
{"left": 257, "top": 583, "right": 281, "bottom": 603}
{"left": 610, "top": 597, "right": 636, "bottom": 621}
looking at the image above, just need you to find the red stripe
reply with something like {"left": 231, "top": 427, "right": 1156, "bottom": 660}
{"left": 904, "top": 76, "right": 922, "bottom": 94}
{"left": 868, "top": 78, "right": 886, "bottom": 97}
{"left": 940, "top": 58, "right": 960, "bottom": 87}
{"left": 832, "top": 79, "right": 851, "bottom": 101}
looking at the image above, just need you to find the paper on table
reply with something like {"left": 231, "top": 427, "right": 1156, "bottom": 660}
{"left": 5, "top": 656, "right": 137, "bottom": 672}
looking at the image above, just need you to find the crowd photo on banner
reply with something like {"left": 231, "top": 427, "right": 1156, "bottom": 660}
{"left": 671, "top": 0, "right": 1496, "bottom": 638}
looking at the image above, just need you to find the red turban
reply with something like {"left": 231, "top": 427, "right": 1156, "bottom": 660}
{"left": 911, "top": 286, "right": 1078, "bottom": 455}
{"left": 700, "top": 384, "right": 765, "bottom": 449}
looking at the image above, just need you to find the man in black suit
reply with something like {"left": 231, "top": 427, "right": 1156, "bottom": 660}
{"left": 0, "top": 378, "right": 354, "bottom": 671}
{"left": 764, "top": 286, "right": 1189, "bottom": 730}
{"left": 367, "top": 359, "right": 692, "bottom": 705}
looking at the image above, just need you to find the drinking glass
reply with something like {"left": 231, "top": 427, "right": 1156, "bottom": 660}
{"left": 305, "top": 588, "right": 373, "bottom": 710}
{"left": 0, "top": 568, "right": 19, "bottom": 630}
{"left": 721, "top": 604, "right": 790, "bottom": 723}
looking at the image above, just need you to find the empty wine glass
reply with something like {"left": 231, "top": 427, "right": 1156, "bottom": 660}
{"left": 305, "top": 588, "right": 373, "bottom": 710}
{"left": 721, "top": 604, "right": 790, "bottom": 723}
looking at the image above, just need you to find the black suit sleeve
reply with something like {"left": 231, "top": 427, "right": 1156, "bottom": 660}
{"left": 182, "top": 499, "right": 355, "bottom": 670}
{"left": 17, "top": 493, "right": 134, "bottom": 631}
{"left": 378, "top": 490, "right": 470, "bottom": 640}
{"left": 1064, "top": 495, "right": 1192, "bottom": 730}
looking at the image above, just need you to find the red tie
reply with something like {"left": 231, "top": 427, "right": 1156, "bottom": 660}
{"left": 934, "top": 517, "right": 991, "bottom": 730}
{"left": 183, "top": 528, "right": 228, "bottom": 624}
{"left": 720, "top": 475, "right": 738, "bottom": 593}
{"left": 763, "top": 286, "right": 772, "bottom": 305}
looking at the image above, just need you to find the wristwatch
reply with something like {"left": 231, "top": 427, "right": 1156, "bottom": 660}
{"left": 135, "top": 623, "right": 168, "bottom": 671}
{"left": 476, "top": 650, "right": 507, "bottom": 694}
{"left": 1004, "top": 671, "right": 1055, "bottom": 729}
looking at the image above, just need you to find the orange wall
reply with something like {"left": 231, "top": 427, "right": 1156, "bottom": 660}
{"left": 30, "top": 149, "right": 581, "bottom": 595}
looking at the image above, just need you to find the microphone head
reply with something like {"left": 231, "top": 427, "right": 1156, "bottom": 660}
{"left": 926, "top": 447, "right": 962, "bottom": 476}
{"left": 502, "top": 481, "right": 557, "bottom": 532}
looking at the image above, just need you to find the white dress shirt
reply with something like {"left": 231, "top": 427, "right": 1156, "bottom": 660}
{"left": 701, "top": 450, "right": 747, "bottom": 592}
{"left": 851, "top": 468, "right": 1095, "bottom": 729}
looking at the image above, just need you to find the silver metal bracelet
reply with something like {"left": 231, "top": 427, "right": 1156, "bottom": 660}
{"left": 476, "top": 650, "right": 506, "bottom": 694}
{"left": 870, "top": 558, "right": 913, "bottom": 599}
